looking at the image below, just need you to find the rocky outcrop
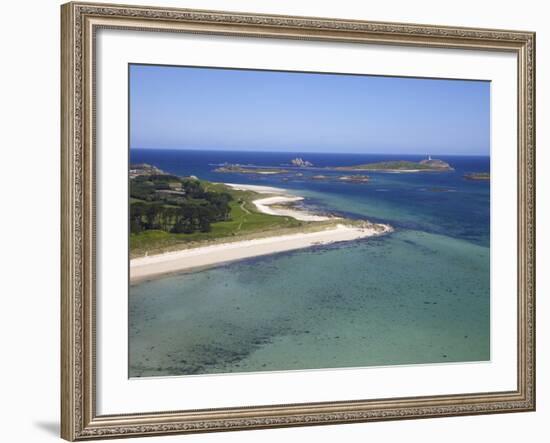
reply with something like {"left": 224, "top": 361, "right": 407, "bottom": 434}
{"left": 291, "top": 157, "right": 313, "bottom": 167}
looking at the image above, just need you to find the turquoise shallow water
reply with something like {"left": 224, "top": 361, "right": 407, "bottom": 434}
{"left": 129, "top": 228, "right": 489, "bottom": 377}
{"left": 129, "top": 150, "right": 490, "bottom": 377}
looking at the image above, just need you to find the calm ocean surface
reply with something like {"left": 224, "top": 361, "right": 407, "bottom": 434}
{"left": 129, "top": 149, "right": 490, "bottom": 377}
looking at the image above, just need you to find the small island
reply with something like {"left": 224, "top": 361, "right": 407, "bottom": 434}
{"left": 333, "top": 156, "right": 453, "bottom": 172}
{"left": 310, "top": 174, "right": 370, "bottom": 183}
{"left": 214, "top": 164, "right": 289, "bottom": 175}
{"left": 464, "top": 172, "right": 490, "bottom": 181}
{"left": 338, "top": 175, "right": 370, "bottom": 183}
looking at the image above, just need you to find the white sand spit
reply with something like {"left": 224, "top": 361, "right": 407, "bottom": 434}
{"left": 253, "top": 196, "right": 332, "bottom": 221}
{"left": 224, "top": 183, "right": 332, "bottom": 221}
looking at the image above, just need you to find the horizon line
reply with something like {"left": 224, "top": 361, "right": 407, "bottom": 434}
{"left": 130, "top": 147, "right": 490, "bottom": 157}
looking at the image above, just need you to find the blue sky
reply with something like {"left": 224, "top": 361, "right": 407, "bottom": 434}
{"left": 130, "top": 64, "right": 490, "bottom": 156}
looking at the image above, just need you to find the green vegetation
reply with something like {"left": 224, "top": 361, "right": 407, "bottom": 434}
{"left": 130, "top": 174, "right": 233, "bottom": 235}
{"left": 129, "top": 173, "right": 305, "bottom": 257}
{"left": 464, "top": 172, "right": 490, "bottom": 181}
{"left": 335, "top": 160, "right": 448, "bottom": 171}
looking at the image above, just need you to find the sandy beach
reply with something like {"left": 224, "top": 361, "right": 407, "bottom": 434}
{"left": 226, "top": 183, "right": 332, "bottom": 221}
{"left": 130, "top": 183, "right": 391, "bottom": 283}
{"left": 131, "top": 223, "right": 390, "bottom": 283}
{"left": 253, "top": 196, "right": 332, "bottom": 221}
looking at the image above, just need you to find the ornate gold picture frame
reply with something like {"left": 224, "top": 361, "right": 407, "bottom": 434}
{"left": 61, "top": 1, "right": 535, "bottom": 440}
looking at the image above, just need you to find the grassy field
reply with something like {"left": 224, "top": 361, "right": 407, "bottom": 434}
{"left": 130, "top": 183, "right": 313, "bottom": 258}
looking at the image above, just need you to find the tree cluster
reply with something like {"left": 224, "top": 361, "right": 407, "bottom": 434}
{"left": 130, "top": 175, "right": 232, "bottom": 234}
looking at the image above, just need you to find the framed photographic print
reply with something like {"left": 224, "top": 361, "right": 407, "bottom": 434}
{"left": 61, "top": 1, "right": 536, "bottom": 440}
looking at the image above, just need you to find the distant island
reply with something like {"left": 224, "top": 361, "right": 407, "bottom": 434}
{"left": 214, "top": 163, "right": 371, "bottom": 184}
{"left": 211, "top": 156, "right": 454, "bottom": 174}
{"left": 339, "top": 175, "right": 370, "bottom": 183}
{"left": 464, "top": 172, "right": 490, "bottom": 181}
{"left": 211, "top": 156, "right": 453, "bottom": 183}
{"left": 214, "top": 164, "right": 289, "bottom": 175}
{"left": 334, "top": 156, "right": 453, "bottom": 172}
{"left": 311, "top": 174, "right": 370, "bottom": 183}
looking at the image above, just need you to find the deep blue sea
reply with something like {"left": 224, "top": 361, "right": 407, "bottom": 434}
{"left": 129, "top": 149, "right": 490, "bottom": 377}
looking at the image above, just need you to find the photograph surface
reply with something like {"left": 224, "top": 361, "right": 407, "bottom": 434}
{"left": 128, "top": 64, "right": 490, "bottom": 378}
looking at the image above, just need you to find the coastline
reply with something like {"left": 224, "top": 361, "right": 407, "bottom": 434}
{"left": 253, "top": 196, "right": 332, "bottom": 221}
{"left": 226, "top": 183, "right": 333, "bottom": 221}
{"left": 130, "top": 223, "right": 391, "bottom": 284}
{"left": 130, "top": 183, "right": 392, "bottom": 283}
